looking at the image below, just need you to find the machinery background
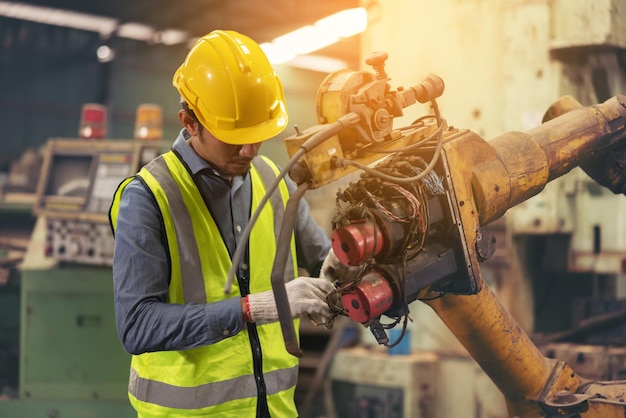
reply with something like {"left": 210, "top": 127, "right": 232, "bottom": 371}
{"left": 0, "top": 138, "right": 166, "bottom": 417}
{"left": 0, "top": 0, "right": 625, "bottom": 417}
{"left": 280, "top": 53, "right": 626, "bottom": 415}
{"left": 288, "top": 0, "right": 626, "bottom": 417}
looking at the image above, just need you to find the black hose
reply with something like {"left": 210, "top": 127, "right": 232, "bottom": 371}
{"left": 270, "top": 181, "right": 311, "bottom": 357}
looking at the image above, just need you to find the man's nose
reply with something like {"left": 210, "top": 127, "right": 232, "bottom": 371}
{"left": 239, "top": 144, "right": 259, "bottom": 158}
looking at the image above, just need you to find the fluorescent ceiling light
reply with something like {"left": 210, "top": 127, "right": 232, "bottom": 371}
{"left": 262, "top": 7, "right": 367, "bottom": 70}
{"left": 260, "top": 42, "right": 296, "bottom": 65}
{"left": 286, "top": 55, "right": 349, "bottom": 73}
{"left": 0, "top": 1, "right": 188, "bottom": 45}
{"left": 0, "top": 1, "right": 117, "bottom": 35}
{"left": 117, "top": 22, "right": 155, "bottom": 41}
{"left": 158, "top": 29, "right": 190, "bottom": 46}
{"left": 273, "top": 25, "right": 339, "bottom": 55}
{"left": 0, "top": 1, "right": 365, "bottom": 70}
{"left": 315, "top": 7, "right": 368, "bottom": 38}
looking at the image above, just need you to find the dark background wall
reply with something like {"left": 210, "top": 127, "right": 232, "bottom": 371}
{"left": 0, "top": 18, "right": 184, "bottom": 171}
{"left": 0, "top": 17, "right": 327, "bottom": 174}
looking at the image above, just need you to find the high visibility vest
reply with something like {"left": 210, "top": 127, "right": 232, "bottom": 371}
{"left": 110, "top": 150, "right": 300, "bottom": 417}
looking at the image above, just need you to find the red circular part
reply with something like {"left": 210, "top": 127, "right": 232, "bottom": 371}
{"left": 331, "top": 222, "right": 384, "bottom": 266}
{"left": 341, "top": 272, "right": 394, "bottom": 323}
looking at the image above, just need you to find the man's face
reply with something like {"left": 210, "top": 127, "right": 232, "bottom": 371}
{"left": 195, "top": 128, "right": 262, "bottom": 177}
{"left": 179, "top": 109, "right": 262, "bottom": 178}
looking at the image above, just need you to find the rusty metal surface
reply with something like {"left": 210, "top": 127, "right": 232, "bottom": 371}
{"left": 284, "top": 121, "right": 439, "bottom": 189}
{"left": 467, "top": 95, "right": 626, "bottom": 226}
{"left": 525, "top": 95, "right": 626, "bottom": 182}
{"left": 281, "top": 40, "right": 626, "bottom": 415}
{"left": 582, "top": 400, "right": 626, "bottom": 418}
{"left": 582, "top": 381, "right": 626, "bottom": 403}
{"left": 424, "top": 273, "right": 582, "bottom": 416}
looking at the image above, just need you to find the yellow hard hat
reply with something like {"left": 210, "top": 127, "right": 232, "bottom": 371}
{"left": 173, "top": 30, "right": 289, "bottom": 145}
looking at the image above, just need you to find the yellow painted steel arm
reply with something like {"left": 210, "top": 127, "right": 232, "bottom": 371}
{"left": 423, "top": 94, "right": 626, "bottom": 417}
{"left": 282, "top": 55, "right": 626, "bottom": 415}
{"left": 471, "top": 95, "right": 626, "bottom": 226}
{"left": 424, "top": 277, "right": 580, "bottom": 417}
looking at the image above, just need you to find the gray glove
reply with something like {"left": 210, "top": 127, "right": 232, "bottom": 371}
{"left": 247, "top": 277, "right": 335, "bottom": 325}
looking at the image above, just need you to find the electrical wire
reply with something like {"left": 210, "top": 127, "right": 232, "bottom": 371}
{"left": 327, "top": 101, "right": 448, "bottom": 345}
{"left": 366, "top": 118, "right": 441, "bottom": 155}
{"left": 224, "top": 112, "right": 361, "bottom": 293}
{"left": 333, "top": 100, "right": 445, "bottom": 185}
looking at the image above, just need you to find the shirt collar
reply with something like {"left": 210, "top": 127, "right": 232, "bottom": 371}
{"left": 171, "top": 128, "right": 248, "bottom": 189}
{"left": 172, "top": 128, "right": 211, "bottom": 176}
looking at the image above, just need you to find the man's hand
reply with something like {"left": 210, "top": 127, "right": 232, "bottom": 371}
{"left": 246, "top": 277, "right": 335, "bottom": 325}
{"left": 319, "top": 248, "right": 363, "bottom": 286}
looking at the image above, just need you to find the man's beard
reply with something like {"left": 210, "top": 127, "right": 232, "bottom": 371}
{"left": 217, "top": 158, "right": 253, "bottom": 177}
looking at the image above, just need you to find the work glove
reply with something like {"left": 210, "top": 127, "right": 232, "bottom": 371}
{"left": 319, "top": 247, "right": 364, "bottom": 286}
{"left": 247, "top": 277, "right": 335, "bottom": 325}
{"left": 318, "top": 248, "right": 366, "bottom": 325}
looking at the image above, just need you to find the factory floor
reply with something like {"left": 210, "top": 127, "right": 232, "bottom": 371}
{"left": 295, "top": 320, "right": 335, "bottom": 418}
{"left": 294, "top": 317, "right": 361, "bottom": 418}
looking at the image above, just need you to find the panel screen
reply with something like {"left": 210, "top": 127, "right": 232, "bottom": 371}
{"left": 35, "top": 140, "right": 144, "bottom": 218}
{"left": 45, "top": 154, "right": 94, "bottom": 200}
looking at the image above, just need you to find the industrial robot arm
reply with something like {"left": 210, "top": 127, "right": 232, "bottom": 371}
{"left": 281, "top": 51, "right": 626, "bottom": 417}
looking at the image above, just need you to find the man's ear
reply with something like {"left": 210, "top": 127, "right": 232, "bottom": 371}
{"left": 178, "top": 110, "right": 199, "bottom": 136}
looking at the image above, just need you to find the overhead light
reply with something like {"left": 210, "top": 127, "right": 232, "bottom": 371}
{"left": 157, "top": 29, "right": 189, "bottom": 46}
{"left": 261, "top": 7, "right": 367, "bottom": 69}
{"left": 0, "top": 1, "right": 366, "bottom": 71}
{"left": 117, "top": 22, "right": 155, "bottom": 42}
{"left": 287, "top": 55, "right": 350, "bottom": 73}
{"left": 96, "top": 45, "right": 115, "bottom": 63}
{"left": 0, "top": 1, "right": 189, "bottom": 46}
{"left": 260, "top": 42, "right": 296, "bottom": 65}
{"left": 273, "top": 25, "right": 339, "bottom": 55}
{"left": 315, "top": 7, "right": 368, "bottom": 38}
{"left": 0, "top": 1, "right": 117, "bottom": 36}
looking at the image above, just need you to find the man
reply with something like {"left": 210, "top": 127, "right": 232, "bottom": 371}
{"left": 109, "top": 30, "right": 335, "bottom": 418}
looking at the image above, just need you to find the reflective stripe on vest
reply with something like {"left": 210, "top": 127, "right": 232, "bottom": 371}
{"left": 252, "top": 156, "right": 295, "bottom": 281}
{"left": 145, "top": 156, "right": 206, "bottom": 302}
{"left": 129, "top": 364, "right": 298, "bottom": 409}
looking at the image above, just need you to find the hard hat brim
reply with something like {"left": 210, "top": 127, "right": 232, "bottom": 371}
{"left": 207, "top": 103, "right": 289, "bottom": 145}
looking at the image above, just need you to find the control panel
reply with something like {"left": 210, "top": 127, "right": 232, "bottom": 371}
{"left": 34, "top": 139, "right": 164, "bottom": 266}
